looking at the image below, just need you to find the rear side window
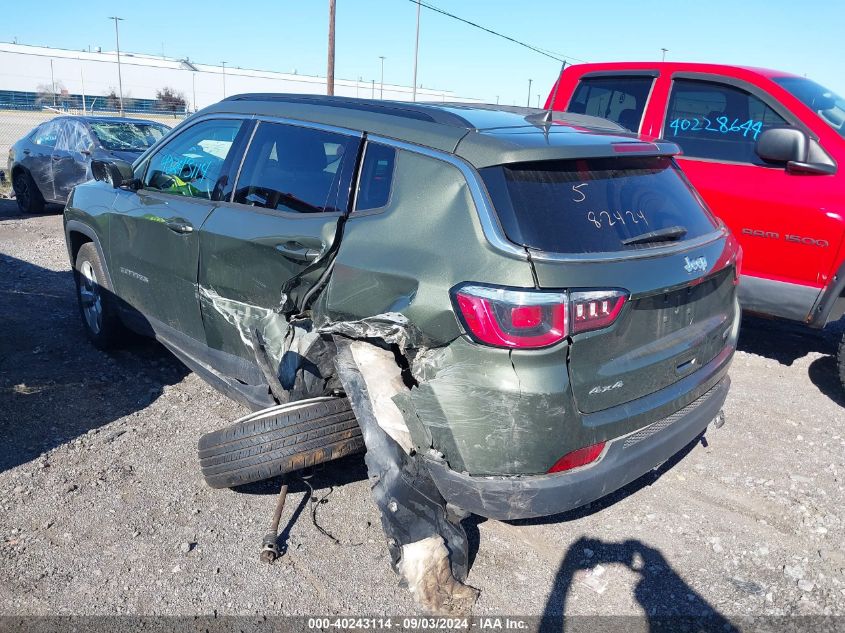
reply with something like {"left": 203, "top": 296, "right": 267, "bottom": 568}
{"left": 31, "top": 121, "right": 60, "bottom": 148}
{"left": 665, "top": 79, "right": 787, "bottom": 164}
{"left": 355, "top": 142, "right": 396, "bottom": 211}
{"left": 567, "top": 76, "right": 653, "bottom": 131}
{"left": 233, "top": 122, "right": 359, "bottom": 214}
{"left": 480, "top": 156, "right": 717, "bottom": 254}
{"left": 144, "top": 119, "right": 243, "bottom": 199}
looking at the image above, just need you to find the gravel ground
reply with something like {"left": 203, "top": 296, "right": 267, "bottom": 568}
{"left": 1, "top": 198, "right": 844, "bottom": 621}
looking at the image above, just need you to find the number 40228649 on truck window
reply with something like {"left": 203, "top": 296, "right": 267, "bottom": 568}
{"left": 549, "top": 62, "right": 845, "bottom": 392}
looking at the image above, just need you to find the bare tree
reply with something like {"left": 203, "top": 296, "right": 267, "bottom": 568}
{"left": 155, "top": 87, "right": 187, "bottom": 112}
{"left": 36, "top": 81, "right": 65, "bottom": 107}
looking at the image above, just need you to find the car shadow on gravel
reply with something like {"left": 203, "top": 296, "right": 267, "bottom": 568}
{"left": 0, "top": 253, "right": 189, "bottom": 474}
{"left": 0, "top": 197, "right": 63, "bottom": 221}
{"left": 738, "top": 313, "right": 841, "bottom": 366}
{"left": 540, "top": 536, "right": 738, "bottom": 630}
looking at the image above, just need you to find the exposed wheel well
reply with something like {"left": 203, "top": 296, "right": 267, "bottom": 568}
{"left": 68, "top": 230, "right": 93, "bottom": 267}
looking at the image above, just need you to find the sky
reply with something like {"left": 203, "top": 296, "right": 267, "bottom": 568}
{"left": 2, "top": 0, "right": 843, "bottom": 105}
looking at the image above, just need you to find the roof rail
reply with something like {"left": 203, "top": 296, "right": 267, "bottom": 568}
{"left": 222, "top": 93, "right": 474, "bottom": 127}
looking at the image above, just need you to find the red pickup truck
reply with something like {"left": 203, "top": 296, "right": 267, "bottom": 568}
{"left": 547, "top": 62, "right": 845, "bottom": 388}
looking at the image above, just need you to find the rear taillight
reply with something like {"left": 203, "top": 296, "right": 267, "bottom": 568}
{"left": 733, "top": 247, "right": 743, "bottom": 286}
{"left": 569, "top": 290, "right": 628, "bottom": 334}
{"left": 453, "top": 285, "right": 567, "bottom": 349}
{"left": 453, "top": 285, "right": 628, "bottom": 349}
{"left": 548, "top": 441, "right": 606, "bottom": 473}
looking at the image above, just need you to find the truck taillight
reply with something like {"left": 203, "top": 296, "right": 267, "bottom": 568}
{"left": 570, "top": 290, "right": 628, "bottom": 334}
{"left": 453, "top": 285, "right": 629, "bottom": 349}
{"left": 453, "top": 285, "right": 567, "bottom": 349}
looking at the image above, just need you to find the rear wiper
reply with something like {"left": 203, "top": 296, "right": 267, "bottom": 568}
{"left": 621, "top": 225, "right": 688, "bottom": 246}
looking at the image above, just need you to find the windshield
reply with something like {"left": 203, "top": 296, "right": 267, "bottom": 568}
{"left": 480, "top": 156, "right": 718, "bottom": 254}
{"left": 89, "top": 121, "right": 170, "bottom": 151}
{"left": 774, "top": 76, "right": 845, "bottom": 139}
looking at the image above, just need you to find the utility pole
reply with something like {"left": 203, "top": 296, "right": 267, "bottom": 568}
{"left": 379, "top": 56, "right": 386, "bottom": 99}
{"left": 536, "top": 94, "right": 541, "bottom": 108}
{"left": 192, "top": 72, "right": 197, "bottom": 112}
{"left": 80, "top": 68, "right": 87, "bottom": 114}
{"left": 221, "top": 61, "right": 227, "bottom": 98}
{"left": 108, "top": 17, "right": 125, "bottom": 115}
{"left": 49, "top": 59, "right": 56, "bottom": 107}
{"left": 496, "top": 95, "right": 499, "bottom": 104}
{"left": 327, "top": 0, "right": 336, "bottom": 96}
{"left": 411, "top": 0, "right": 421, "bottom": 102}
{"left": 526, "top": 78, "right": 532, "bottom": 108}
{"left": 661, "top": 48, "right": 668, "bottom": 62}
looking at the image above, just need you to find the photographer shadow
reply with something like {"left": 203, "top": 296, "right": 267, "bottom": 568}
{"left": 540, "top": 536, "right": 739, "bottom": 632}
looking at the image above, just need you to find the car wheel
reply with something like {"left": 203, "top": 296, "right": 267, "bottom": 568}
{"left": 198, "top": 397, "right": 364, "bottom": 489}
{"left": 74, "top": 242, "right": 123, "bottom": 349}
{"left": 12, "top": 170, "right": 45, "bottom": 214}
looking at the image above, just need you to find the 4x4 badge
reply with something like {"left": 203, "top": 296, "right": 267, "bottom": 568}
{"left": 684, "top": 256, "right": 707, "bottom": 274}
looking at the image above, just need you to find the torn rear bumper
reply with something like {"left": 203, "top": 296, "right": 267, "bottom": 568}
{"left": 424, "top": 376, "right": 730, "bottom": 521}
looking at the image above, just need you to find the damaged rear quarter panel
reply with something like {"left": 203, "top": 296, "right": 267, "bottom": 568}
{"left": 322, "top": 149, "right": 533, "bottom": 343}
{"left": 323, "top": 148, "right": 580, "bottom": 475}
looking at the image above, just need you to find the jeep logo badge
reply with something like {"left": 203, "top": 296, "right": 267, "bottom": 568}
{"left": 684, "top": 256, "right": 707, "bottom": 274}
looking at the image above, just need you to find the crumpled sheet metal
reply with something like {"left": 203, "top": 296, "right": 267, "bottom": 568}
{"left": 333, "top": 339, "right": 479, "bottom": 614}
{"left": 198, "top": 287, "right": 339, "bottom": 402}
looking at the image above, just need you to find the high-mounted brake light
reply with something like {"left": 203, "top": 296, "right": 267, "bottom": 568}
{"left": 548, "top": 441, "right": 606, "bottom": 473}
{"left": 453, "top": 285, "right": 567, "bottom": 349}
{"left": 570, "top": 290, "right": 628, "bottom": 334}
{"left": 453, "top": 285, "right": 629, "bottom": 349}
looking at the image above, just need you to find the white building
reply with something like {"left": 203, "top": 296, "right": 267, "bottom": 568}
{"left": 0, "top": 41, "right": 479, "bottom": 110}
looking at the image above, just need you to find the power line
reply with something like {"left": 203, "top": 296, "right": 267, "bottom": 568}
{"left": 406, "top": 0, "right": 587, "bottom": 64}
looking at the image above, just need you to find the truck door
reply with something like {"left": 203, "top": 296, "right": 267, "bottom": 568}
{"left": 565, "top": 74, "right": 656, "bottom": 133}
{"left": 662, "top": 77, "right": 841, "bottom": 320}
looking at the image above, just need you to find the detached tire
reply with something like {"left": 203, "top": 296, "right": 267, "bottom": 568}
{"left": 74, "top": 242, "right": 124, "bottom": 349}
{"left": 198, "top": 397, "right": 364, "bottom": 489}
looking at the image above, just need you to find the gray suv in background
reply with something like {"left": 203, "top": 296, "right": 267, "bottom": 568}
{"left": 63, "top": 95, "right": 740, "bottom": 611}
{"left": 8, "top": 116, "right": 169, "bottom": 213}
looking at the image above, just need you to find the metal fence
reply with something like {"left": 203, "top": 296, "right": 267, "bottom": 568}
{"left": 0, "top": 106, "right": 187, "bottom": 179}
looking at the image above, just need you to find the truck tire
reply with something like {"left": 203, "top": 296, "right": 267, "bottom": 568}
{"left": 837, "top": 331, "right": 845, "bottom": 394}
{"left": 198, "top": 397, "right": 364, "bottom": 489}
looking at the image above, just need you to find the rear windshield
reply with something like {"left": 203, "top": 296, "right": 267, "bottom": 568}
{"left": 480, "top": 156, "right": 717, "bottom": 254}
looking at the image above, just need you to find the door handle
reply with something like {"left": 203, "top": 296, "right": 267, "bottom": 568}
{"left": 275, "top": 241, "right": 320, "bottom": 262}
{"left": 165, "top": 220, "right": 194, "bottom": 234}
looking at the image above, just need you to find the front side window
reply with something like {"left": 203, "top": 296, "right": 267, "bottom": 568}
{"left": 56, "top": 121, "right": 92, "bottom": 153}
{"left": 144, "top": 119, "right": 243, "bottom": 199}
{"left": 233, "top": 122, "right": 359, "bottom": 213}
{"left": 567, "top": 76, "right": 654, "bottom": 131}
{"left": 773, "top": 76, "right": 845, "bottom": 139}
{"left": 90, "top": 121, "right": 169, "bottom": 151}
{"left": 31, "top": 121, "right": 60, "bottom": 148}
{"left": 480, "top": 156, "right": 717, "bottom": 254}
{"left": 665, "top": 79, "right": 787, "bottom": 164}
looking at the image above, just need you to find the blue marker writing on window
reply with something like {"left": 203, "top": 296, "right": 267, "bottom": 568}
{"left": 669, "top": 117, "right": 764, "bottom": 140}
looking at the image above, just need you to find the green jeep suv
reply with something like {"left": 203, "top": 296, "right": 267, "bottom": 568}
{"left": 64, "top": 95, "right": 740, "bottom": 605}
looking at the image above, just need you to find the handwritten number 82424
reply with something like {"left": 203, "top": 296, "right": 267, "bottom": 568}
{"left": 587, "top": 210, "right": 648, "bottom": 229}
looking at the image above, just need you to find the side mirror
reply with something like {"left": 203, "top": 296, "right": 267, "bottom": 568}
{"left": 91, "top": 159, "right": 140, "bottom": 189}
{"left": 755, "top": 128, "right": 836, "bottom": 175}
